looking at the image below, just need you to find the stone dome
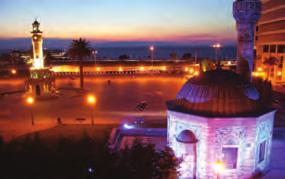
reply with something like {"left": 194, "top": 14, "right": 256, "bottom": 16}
{"left": 167, "top": 70, "right": 269, "bottom": 117}
{"left": 176, "top": 130, "right": 198, "bottom": 144}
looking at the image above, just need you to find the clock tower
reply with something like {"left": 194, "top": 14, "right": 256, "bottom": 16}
{"left": 31, "top": 19, "right": 44, "bottom": 69}
{"left": 26, "top": 20, "right": 55, "bottom": 98}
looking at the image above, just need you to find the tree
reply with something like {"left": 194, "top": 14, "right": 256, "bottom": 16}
{"left": 114, "top": 138, "right": 180, "bottom": 179}
{"left": 0, "top": 134, "right": 180, "bottom": 179}
{"left": 118, "top": 54, "right": 130, "bottom": 61}
{"left": 170, "top": 52, "right": 178, "bottom": 60}
{"left": 181, "top": 53, "right": 192, "bottom": 61}
{"left": 67, "top": 38, "right": 92, "bottom": 89}
{"left": 263, "top": 57, "right": 278, "bottom": 80}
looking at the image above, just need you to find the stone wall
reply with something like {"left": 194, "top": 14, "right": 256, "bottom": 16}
{"left": 255, "top": 111, "right": 276, "bottom": 173}
{"left": 167, "top": 110, "right": 275, "bottom": 179}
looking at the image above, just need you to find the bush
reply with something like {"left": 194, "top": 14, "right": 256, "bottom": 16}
{"left": 0, "top": 135, "right": 179, "bottom": 179}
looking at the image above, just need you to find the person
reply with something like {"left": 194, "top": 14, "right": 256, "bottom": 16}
{"left": 57, "top": 117, "right": 62, "bottom": 125}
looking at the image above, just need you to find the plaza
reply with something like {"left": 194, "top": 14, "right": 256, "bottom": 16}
{"left": 0, "top": 76, "right": 186, "bottom": 141}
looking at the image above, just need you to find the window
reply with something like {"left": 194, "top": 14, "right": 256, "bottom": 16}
{"left": 259, "top": 141, "right": 266, "bottom": 163}
{"left": 270, "top": 45, "right": 276, "bottom": 53}
{"left": 263, "top": 45, "right": 269, "bottom": 53}
{"left": 256, "top": 26, "right": 259, "bottom": 32}
{"left": 222, "top": 147, "right": 238, "bottom": 169}
{"left": 255, "top": 36, "right": 258, "bottom": 41}
{"left": 277, "top": 45, "right": 285, "bottom": 53}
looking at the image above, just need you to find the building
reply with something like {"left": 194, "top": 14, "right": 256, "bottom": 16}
{"left": 109, "top": 69, "right": 275, "bottom": 179}
{"left": 26, "top": 20, "right": 55, "bottom": 98}
{"left": 109, "top": 1, "right": 277, "bottom": 178}
{"left": 166, "top": 70, "right": 275, "bottom": 178}
{"left": 255, "top": 0, "right": 285, "bottom": 82}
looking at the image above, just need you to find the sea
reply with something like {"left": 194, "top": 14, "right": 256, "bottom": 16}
{"left": 0, "top": 46, "right": 237, "bottom": 60}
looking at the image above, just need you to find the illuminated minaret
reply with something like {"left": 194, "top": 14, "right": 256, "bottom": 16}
{"left": 233, "top": 0, "right": 261, "bottom": 80}
{"left": 31, "top": 19, "right": 44, "bottom": 69}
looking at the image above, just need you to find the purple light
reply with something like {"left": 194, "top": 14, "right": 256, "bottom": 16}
{"left": 123, "top": 123, "right": 135, "bottom": 129}
{"left": 88, "top": 167, "right": 94, "bottom": 173}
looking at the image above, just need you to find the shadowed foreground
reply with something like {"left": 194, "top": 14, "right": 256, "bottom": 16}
{"left": 0, "top": 125, "right": 178, "bottom": 179}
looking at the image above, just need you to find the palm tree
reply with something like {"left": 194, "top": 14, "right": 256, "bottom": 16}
{"left": 263, "top": 57, "right": 278, "bottom": 80}
{"left": 67, "top": 38, "right": 92, "bottom": 89}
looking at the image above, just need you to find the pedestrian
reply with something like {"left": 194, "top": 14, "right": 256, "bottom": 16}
{"left": 57, "top": 117, "right": 62, "bottom": 125}
{"left": 107, "top": 80, "right": 111, "bottom": 85}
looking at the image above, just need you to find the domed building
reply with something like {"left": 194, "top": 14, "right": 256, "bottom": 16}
{"left": 166, "top": 70, "right": 276, "bottom": 179}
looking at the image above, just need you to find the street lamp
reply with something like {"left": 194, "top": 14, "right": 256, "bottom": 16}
{"left": 213, "top": 160, "right": 225, "bottom": 179}
{"left": 86, "top": 94, "right": 96, "bottom": 125}
{"left": 92, "top": 50, "right": 98, "bottom": 65}
{"left": 11, "top": 69, "right": 17, "bottom": 75}
{"left": 26, "top": 96, "right": 35, "bottom": 126}
{"left": 212, "top": 43, "right": 222, "bottom": 62}
{"left": 149, "top": 45, "right": 155, "bottom": 68}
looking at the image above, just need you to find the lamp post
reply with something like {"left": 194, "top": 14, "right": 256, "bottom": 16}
{"left": 212, "top": 43, "right": 222, "bottom": 62}
{"left": 213, "top": 160, "right": 224, "bottom": 179}
{"left": 92, "top": 50, "right": 98, "bottom": 65}
{"left": 11, "top": 69, "right": 17, "bottom": 75}
{"left": 26, "top": 96, "right": 35, "bottom": 126}
{"left": 86, "top": 94, "right": 96, "bottom": 125}
{"left": 149, "top": 45, "right": 155, "bottom": 68}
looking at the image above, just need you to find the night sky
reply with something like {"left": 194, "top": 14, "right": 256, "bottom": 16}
{"left": 0, "top": 0, "right": 236, "bottom": 46}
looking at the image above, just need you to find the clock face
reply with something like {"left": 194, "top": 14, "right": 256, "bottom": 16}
{"left": 33, "top": 36, "right": 37, "bottom": 40}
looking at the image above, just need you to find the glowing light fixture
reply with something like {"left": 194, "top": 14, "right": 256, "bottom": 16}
{"left": 212, "top": 43, "right": 222, "bottom": 48}
{"left": 194, "top": 71, "right": 199, "bottom": 76}
{"left": 87, "top": 94, "right": 96, "bottom": 106}
{"left": 11, "top": 69, "right": 17, "bottom": 75}
{"left": 213, "top": 160, "right": 225, "bottom": 175}
{"left": 26, "top": 96, "right": 35, "bottom": 105}
{"left": 149, "top": 45, "right": 155, "bottom": 51}
{"left": 123, "top": 123, "right": 135, "bottom": 129}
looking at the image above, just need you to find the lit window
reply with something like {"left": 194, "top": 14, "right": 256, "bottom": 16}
{"left": 222, "top": 147, "right": 238, "bottom": 169}
{"left": 259, "top": 141, "right": 266, "bottom": 163}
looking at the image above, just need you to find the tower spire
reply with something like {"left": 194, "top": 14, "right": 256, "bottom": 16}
{"left": 31, "top": 19, "right": 44, "bottom": 69}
